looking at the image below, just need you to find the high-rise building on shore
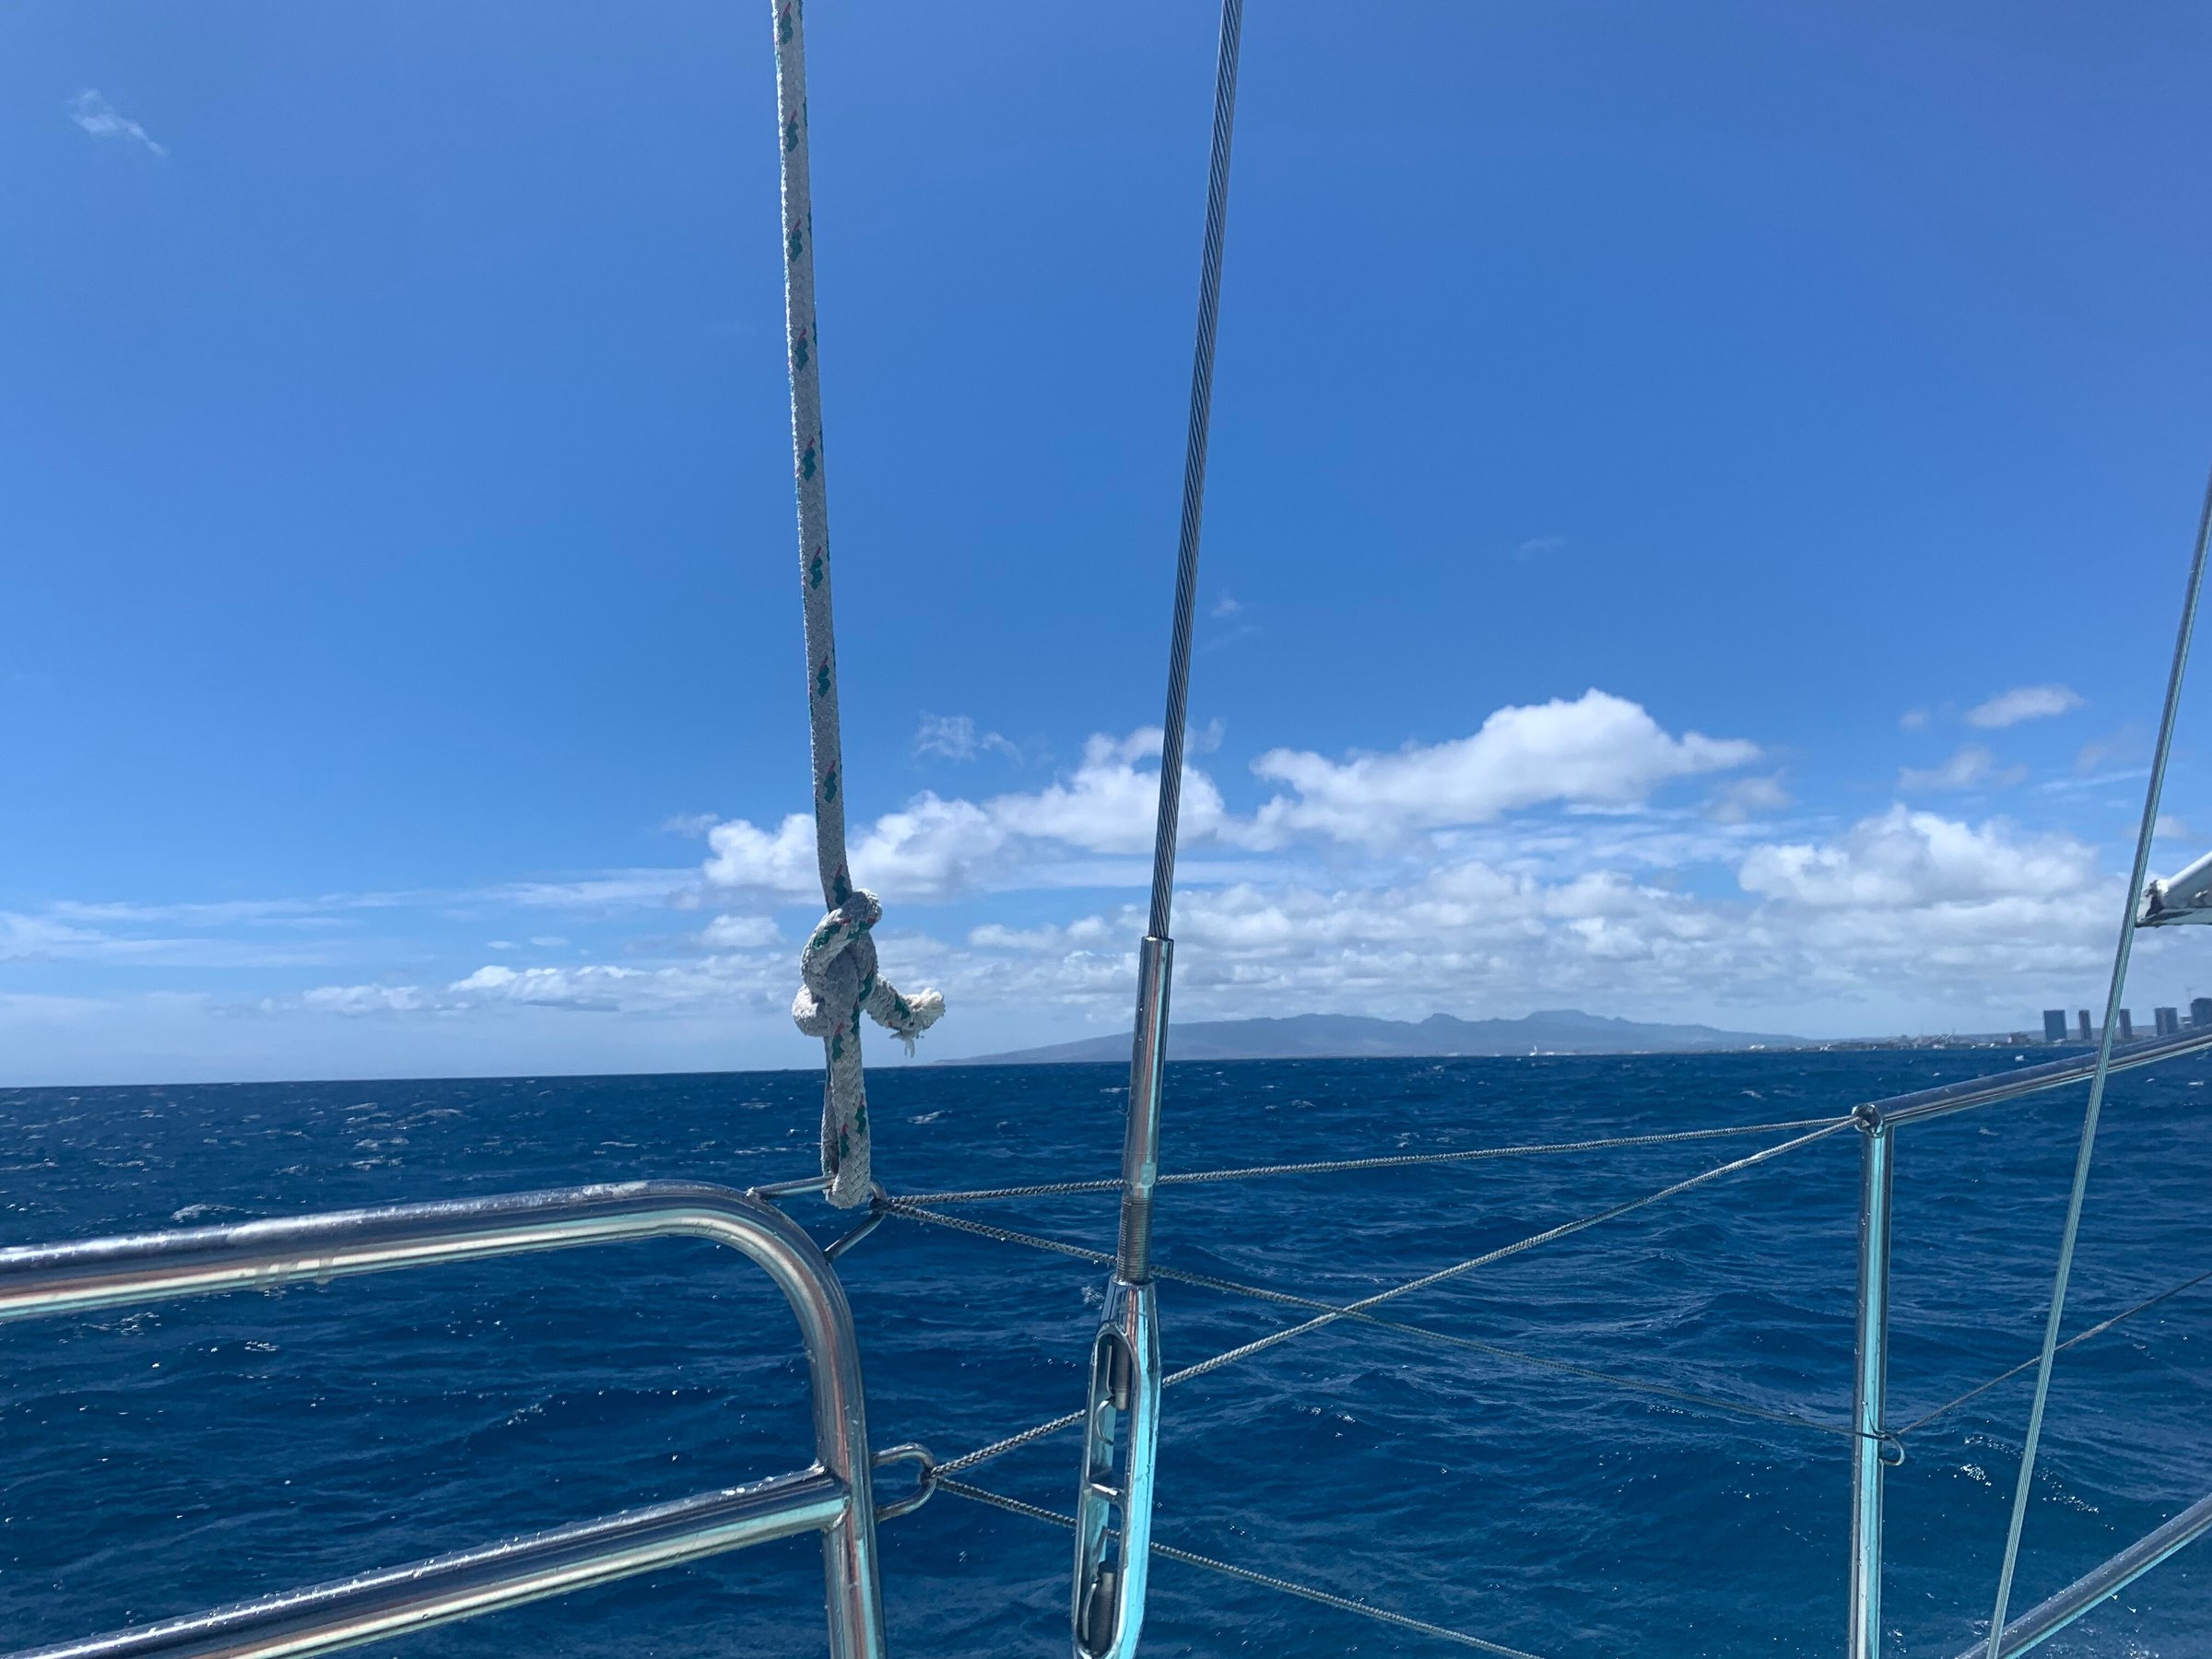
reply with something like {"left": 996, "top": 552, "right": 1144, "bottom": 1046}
{"left": 2158, "top": 1006, "right": 2182, "bottom": 1037}
{"left": 2118, "top": 1009, "right": 2136, "bottom": 1041}
{"left": 2043, "top": 1009, "right": 2068, "bottom": 1043}
{"left": 2193, "top": 996, "right": 2212, "bottom": 1029}
{"left": 2077, "top": 1010, "right": 2093, "bottom": 1041}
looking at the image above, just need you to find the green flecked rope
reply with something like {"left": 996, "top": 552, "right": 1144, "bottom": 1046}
{"left": 771, "top": 0, "right": 942, "bottom": 1208}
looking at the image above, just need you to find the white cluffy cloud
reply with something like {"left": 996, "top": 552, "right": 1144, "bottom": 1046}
{"left": 300, "top": 802, "right": 2116, "bottom": 1036}
{"left": 954, "top": 805, "right": 2118, "bottom": 1026}
{"left": 302, "top": 984, "right": 434, "bottom": 1015}
{"left": 1739, "top": 805, "right": 2092, "bottom": 911}
{"left": 68, "top": 90, "right": 166, "bottom": 157}
{"left": 1245, "top": 690, "right": 1759, "bottom": 846}
{"left": 700, "top": 691, "right": 1759, "bottom": 900}
{"left": 1968, "top": 684, "right": 2083, "bottom": 729}
{"left": 32, "top": 684, "right": 2152, "bottom": 1067}
{"left": 304, "top": 947, "right": 794, "bottom": 1022}
{"left": 703, "top": 728, "right": 1230, "bottom": 900}
{"left": 700, "top": 913, "right": 778, "bottom": 948}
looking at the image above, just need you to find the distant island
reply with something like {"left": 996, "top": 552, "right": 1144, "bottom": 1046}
{"left": 952, "top": 1008, "right": 1805, "bottom": 1065}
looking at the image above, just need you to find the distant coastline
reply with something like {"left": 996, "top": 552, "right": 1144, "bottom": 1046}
{"left": 952, "top": 1008, "right": 1796, "bottom": 1065}
{"left": 947, "top": 1008, "right": 2071, "bottom": 1066}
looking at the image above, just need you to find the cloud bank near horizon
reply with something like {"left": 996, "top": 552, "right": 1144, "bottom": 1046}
{"left": 3, "top": 683, "right": 2175, "bottom": 1079}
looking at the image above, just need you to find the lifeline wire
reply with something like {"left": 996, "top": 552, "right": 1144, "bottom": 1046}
{"left": 1900, "top": 1264, "right": 2212, "bottom": 1440}
{"left": 1983, "top": 470, "right": 2212, "bottom": 1658}
{"left": 890, "top": 1199, "right": 1860, "bottom": 1443}
{"left": 895, "top": 1114, "right": 1845, "bottom": 1206}
{"left": 928, "top": 1115, "right": 1853, "bottom": 1476}
{"left": 771, "top": 0, "right": 942, "bottom": 1209}
{"left": 1160, "top": 1117, "right": 1853, "bottom": 1389}
{"left": 935, "top": 1477, "right": 1551, "bottom": 1659}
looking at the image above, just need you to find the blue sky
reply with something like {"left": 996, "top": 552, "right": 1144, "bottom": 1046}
{"left": 10, "top": 2, "right": 2212, "bottom": 1083}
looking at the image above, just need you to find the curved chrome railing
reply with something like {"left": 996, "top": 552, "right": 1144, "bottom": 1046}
{"left": 0, "top": 1179, "right": 895, "bottom": 1659}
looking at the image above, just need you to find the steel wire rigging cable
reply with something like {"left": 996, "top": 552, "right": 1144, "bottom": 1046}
{"left": 890, "top": 1198, "right": 1865, "bottom": 1443}
{"left": 935, "top": 1476, "right": 1553, "bottom": 1659}
{"left": 1069, "top": 5, "right": 1245, "bottom": 1653}
{"left": 1896, "top": 1264, "right": 2212, "bottom": 1441}
{"left": 849, "top": 1068, "right": 2212, "bottom": 1649}
{"left": 887, "top": 1150, "right": 2212, "bottom": 1457}
{"left": 1162, "top": 1115, "right": 1853, "bottom": 1388}
{"left": 1983, "top": 471, "right": 2212, "bottom": 1658}
{"left": 927, "top": 1116, "right": 1854, "bottom": 1479}
{"left": 892, "top": 1113, "right": 1846, "bottom": 1205}
{"left": 841, "top": 1187, "right": 2177, "bottom": 1483}
{"left": 1144, "top": 0, "right": 1241, "bottom": 952}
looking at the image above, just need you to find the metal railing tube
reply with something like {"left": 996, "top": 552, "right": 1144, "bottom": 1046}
{"left": 1863, "top": 1025, "right": 2212, "bottom": 1130}
{"left": 1847, "top": 1116, "right": 1897, "bottom": 1659}
{"left": 1951, "top": 1488, "right": 2212, "bottom": 1659}
{"left": 7, "top": 1469, "right": 849, "bottom": 1659}
{"left": 0, "top": 1180, "right": 887, "bottom": 1659}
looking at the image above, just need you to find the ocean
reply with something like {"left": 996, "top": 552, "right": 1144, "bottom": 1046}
{"left": 2, "top": 1051, "right": 2209, "bottom": 1657}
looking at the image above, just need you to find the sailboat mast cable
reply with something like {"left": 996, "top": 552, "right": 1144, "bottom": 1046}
{"left": 1982, "top": 464, "right": 2212, "bottom": 1657}
{"left": 1072, "top": 9, "right": 1245, "bottom": 1656}
{"left": 1145, "top": 0, "right": 1245, "bottom": 943}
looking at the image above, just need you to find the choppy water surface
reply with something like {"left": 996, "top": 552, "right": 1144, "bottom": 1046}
{"left": 3, "top": 1051, "right": 2210, "bottom": 1656}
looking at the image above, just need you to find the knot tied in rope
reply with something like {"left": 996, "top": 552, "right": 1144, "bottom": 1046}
{"left": 793, "top": 888, "right": 944, "bottom": 1207}
{"left": 771, "top": 5, "right": 947, "bottom": 1210}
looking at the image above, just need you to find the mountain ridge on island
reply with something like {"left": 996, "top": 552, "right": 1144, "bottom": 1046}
{"left": 948, "top": 1007, "right": 1804, "bottom": 1065}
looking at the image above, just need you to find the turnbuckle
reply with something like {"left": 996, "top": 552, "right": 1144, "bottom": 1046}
{"left": 1071, "top": 1277, "right": 1160, "bottom": 1659}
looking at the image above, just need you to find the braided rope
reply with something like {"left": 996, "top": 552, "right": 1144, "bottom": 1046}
{"left": 935, "top": 1408, "right": 1088, "bottom": 1479}
{"left": 935, "top": 1477, "right": 1550, "bottom": 1657}
{"left": 771, "top": 0, "right": 940, "bottom": 1206}
{"left": 895, "top": 1113, "right": 1844, "bottom": 1206}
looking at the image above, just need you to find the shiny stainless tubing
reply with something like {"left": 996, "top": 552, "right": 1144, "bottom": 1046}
{"left": 1847, "top": 1119, "right": 1897, "bottom": 1659}
{"left": 6, "top": 1469, "right": 848, "bottom": 1659}
{"left": 1068, "top": 932, "right": 1173, "bottom": 1659}
{"left": 1070, "top": 1278, "right": 1160, "bottom": 1659}
{"left": 1950, "top": 1488, "right": 2212, "bottom": 1659}
{"left": 1865, "top": 1025, "right": 2212, "bottom": 1130}
{"left": 0, "top": 1181, "right": 887, "bottom": 1659}
{"left": 1114, "top": 935, "right": 1174, "bottom": 1282}
{"left": 1073, "top": 935, "right": 1171, "bottom": 1659}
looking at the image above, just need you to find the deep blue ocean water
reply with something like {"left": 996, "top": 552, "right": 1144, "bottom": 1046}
{"left": 3, "top": 1051, "right": 2210, "bottom": 1657}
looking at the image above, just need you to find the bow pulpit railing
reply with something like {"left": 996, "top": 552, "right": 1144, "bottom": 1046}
{"left": 0, "top": 1180, "right": 909, "bottom": 1659}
